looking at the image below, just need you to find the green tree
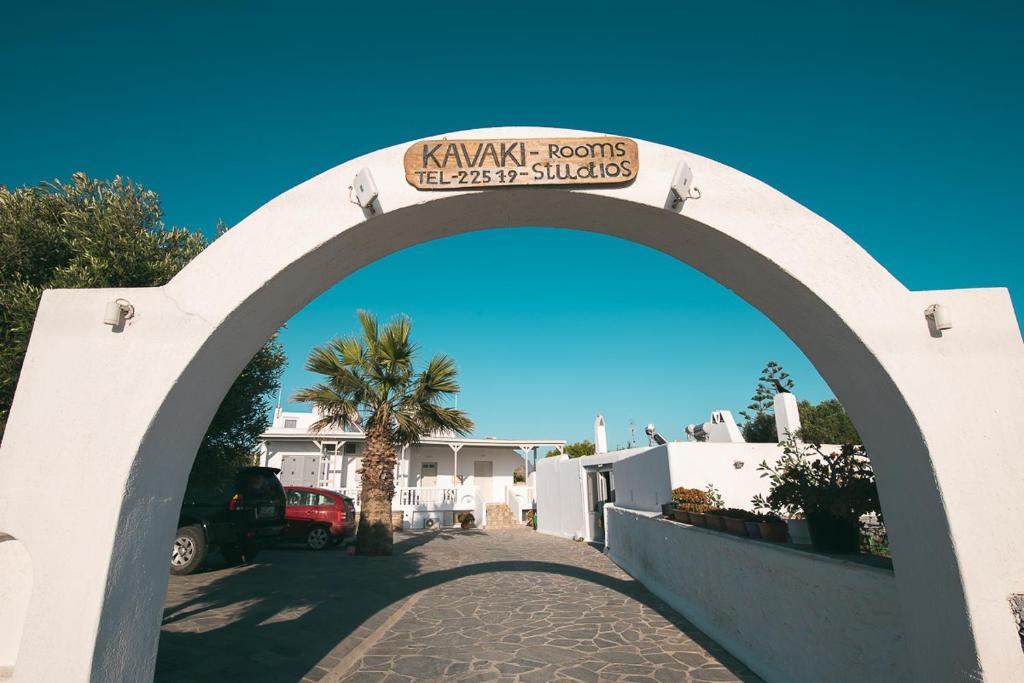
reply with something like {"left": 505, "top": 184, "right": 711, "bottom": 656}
{"left": 798, "top": 399, "right": 861, "bottom": 445}
{"left": 545, "top": 440, "right": 596, "bottom": 458}
{"left": 294, "top": 311, "right": 473, "bottom": 555}
{"left": 0, "top": 173, "right": 285, "bottom": 482}
{"left": 739, "top": 361, "right": 794, "bottom": 442}
{"left": 741, "top": 412, "right": 778, "bottom": 444}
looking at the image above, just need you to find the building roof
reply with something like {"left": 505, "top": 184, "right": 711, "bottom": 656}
{"left": 262, "top": 410, "right": 565, "bottom": 448}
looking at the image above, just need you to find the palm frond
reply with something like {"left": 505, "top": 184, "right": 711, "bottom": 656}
{"left": 332, "top": 336, "right": 365, "bottom": 368}
{"left": 291, "top": 384, "right": 360, "bottom": 433}
{"left": 412, "top": 354, "right": 461, "bottom": 401}
{"left": 357, "top": 309, "right": 379, "bottom": 347}
{"left": 305, "top": 343, "right": 347, "bottom": 377}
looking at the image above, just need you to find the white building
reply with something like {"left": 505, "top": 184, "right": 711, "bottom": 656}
{"left": 260, "top": 408, "right": 565, "bottom": 529}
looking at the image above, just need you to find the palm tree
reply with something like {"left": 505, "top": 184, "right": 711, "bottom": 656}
{"left": 293, "top": 311, "right": 474, "bottom": 555}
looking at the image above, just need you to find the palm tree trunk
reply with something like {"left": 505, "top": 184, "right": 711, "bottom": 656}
{"left": 356, "top": 424, "right": 396, "bottom": 555}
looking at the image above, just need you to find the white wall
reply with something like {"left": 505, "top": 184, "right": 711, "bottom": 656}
{"left": 606, "top": 505, "right": 909, "bottom": 683}
{"left": 0, "top": 537, "right": 31, "bottom": 675}
{"left": 536, "top": 449, "right": 648, "bottom": 540}
{"left": 536, "top": 455, "right": 585, "bottom": 540}
{"left": 614, "top": 441, "right": 843, "bottom": 513}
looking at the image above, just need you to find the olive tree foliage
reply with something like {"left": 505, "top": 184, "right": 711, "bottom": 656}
{"left": 0, "top": 173, "right": 285, "bottom": 484}
{"left": 545, "top": 440, "right": 596, "bottom": 458}
{"left": 797, "top": 398, "right": 861, "bottom": 445}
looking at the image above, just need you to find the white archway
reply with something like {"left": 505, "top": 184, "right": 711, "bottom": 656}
{"left": 1, "top": 127, "right": 1022, "bottom": 681}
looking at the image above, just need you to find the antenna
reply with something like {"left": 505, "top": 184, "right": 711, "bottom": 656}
{"left": 628, "top": 418, "right": 636, "bottom": 448}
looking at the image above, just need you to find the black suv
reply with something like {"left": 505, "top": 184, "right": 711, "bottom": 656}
{"left": 171, "top": 466, "right": 286, "bottom": 575}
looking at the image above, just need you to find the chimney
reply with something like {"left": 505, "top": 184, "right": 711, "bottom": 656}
{"left": 594, "top": 414, "right": 608, "bottom": 454}
{"left": 774, "top": 392, "right": 802, "bottom": 441}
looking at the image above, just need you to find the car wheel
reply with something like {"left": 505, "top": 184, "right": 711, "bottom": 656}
{"left": 306, "top": 526, "right": 331, "bottom": 551}
{"left": 170, "top": 525, "right": 207, "bottom": 576}
{"left": 221, "top": 544, "right": 260, "bottom": 565}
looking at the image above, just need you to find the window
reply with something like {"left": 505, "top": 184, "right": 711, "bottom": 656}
{"left": 286, "top": 489, "right": 305, "bottom": 506}
{"left": 317, "top": 494, "right": 336, "bottom": 506}
{"left": 344, "top": 442, "right": 357, "bottom": 454}
{"left": 284, "top": 419, "right": 297, "bottom": 428}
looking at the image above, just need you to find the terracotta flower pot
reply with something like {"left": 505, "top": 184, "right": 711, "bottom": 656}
{"left": 689, "top": 512, "right": 707, "bottom": 527}
{"left": 758, "top": 521, "right": 788, "bottom": 542}
{"left": 723, "top": 517, "right": 748, "bottom": 536}
{"left": 705, "top": 514, "right": 726, "bottom": 531}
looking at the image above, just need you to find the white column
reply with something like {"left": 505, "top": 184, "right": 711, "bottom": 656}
{"left": 774, "top": 392, "right": 802, "bottom": 441}
{"left": 594, "top": 415, "right": 608, "bottom": 454}
{"left": 448, "top": 443, "right": 464, "bottom": 486}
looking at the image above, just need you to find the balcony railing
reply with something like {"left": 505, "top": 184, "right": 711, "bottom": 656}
{"left": 398, "top": 487, "right": 458, "bottom": 506}
{"left": 336, "top": 486, "right": 462, "bottom": 507}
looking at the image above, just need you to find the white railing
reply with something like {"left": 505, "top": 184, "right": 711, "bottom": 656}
{"left": 330, "top": 486, "right": 468, "bottom": 509}
{"left": 397, "top": 487, "right": 458, "bottom": 506}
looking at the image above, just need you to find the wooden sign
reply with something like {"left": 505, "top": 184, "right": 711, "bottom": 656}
{"left": 404, "top": 136, "right": 639, "bottom": 190}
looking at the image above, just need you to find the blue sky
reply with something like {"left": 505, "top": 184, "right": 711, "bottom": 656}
{"left": 2, "top": 2, "right": 1021, "bottom": 446}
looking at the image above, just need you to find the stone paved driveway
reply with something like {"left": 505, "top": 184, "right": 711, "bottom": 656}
{"left": 158, "top": 530, "right": 761, "bottom": 682}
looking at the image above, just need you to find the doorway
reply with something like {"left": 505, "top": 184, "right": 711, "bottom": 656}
{"left": 585, "top": 467, "right": 614, "bottom": 543}
{"left": 473, "top": 461, "right": 493, "bottom": 501}
{"left": 419, "top": 462, "right": 437, "bottom": 488}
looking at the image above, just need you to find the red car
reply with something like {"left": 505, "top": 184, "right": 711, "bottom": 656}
{"left": 284, "top": 486, "right": 356, "bottom": 550}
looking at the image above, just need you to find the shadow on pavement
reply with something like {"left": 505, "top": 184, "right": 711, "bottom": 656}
{"left": 156, "top": 530, "right": 756, "bottom": 682}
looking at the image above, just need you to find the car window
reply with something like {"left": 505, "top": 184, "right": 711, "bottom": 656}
{"left": 318, "top": 494, "right": 335, "bottom": 506}
{"left": 286, "top": 490, "right": 305, "bottom": 506}
{"left": 235, "top": 471, "right": 274, "bottom": 498}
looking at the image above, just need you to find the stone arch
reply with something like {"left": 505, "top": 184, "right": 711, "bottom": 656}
{"left": 0, "top": 533, "right": 33, "bottom": 678}
{"left": 0, "top": 127, "right": 1021, "bottom": 681}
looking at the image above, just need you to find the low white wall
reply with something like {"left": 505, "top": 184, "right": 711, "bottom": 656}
{"left": 536, "top": 455, "right": 585, "bottom": 540}
{"left": 605, "top": 505, "right": 908, "bottom": 682}
{"left": 536, "top": 449, "right": 647, "bottom": 540}
{"left": 614, "top": 441, "right": 842, "bottom": 513}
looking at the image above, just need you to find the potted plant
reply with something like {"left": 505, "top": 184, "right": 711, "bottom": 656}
{"left": 701, "top": 484, "right": 726, "bottom": 530}
{"left": 755, "top": 511, "right": 788, "bottom": 542}
{"left": 670, "top": 486, "right": 711, "bottom": 524}
{"left": 755, "top": 435, "right": 880, "bottom": 553}
{"left": 720, "top": 508, "right": 754, "bottom": 536}
{"left": 456, "top": 511, "right": 476, "bottom": 530}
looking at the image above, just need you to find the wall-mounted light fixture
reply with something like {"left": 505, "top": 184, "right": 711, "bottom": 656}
{"left": 925, "top": 304, "right": 952, "bottom": 331}
{"left": 351, "top": 168, "right": 378, "bottom": 210}
{"left": 103, "top": 299, "right": 134, "bottom": 327}
{"left": 733, "top": 460, "right": 745, "bottom": 470}
{"left": 670, "top": 160, "right": 700, "bottom": 209}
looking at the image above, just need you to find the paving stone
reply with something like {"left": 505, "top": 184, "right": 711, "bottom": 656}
{"left": 158, "top": 530, "right": 760, "bottom": 682}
